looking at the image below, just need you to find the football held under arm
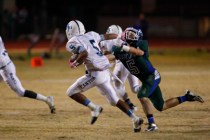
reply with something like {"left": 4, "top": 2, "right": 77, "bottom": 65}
{"left": 69, "top": 51, "right": 87, "bottom": 68}
{"left": 66, "top": 43, "right": 87, "bottom": 67}
{"left": 74, "top": 50, "right": 88, "bottom": 64}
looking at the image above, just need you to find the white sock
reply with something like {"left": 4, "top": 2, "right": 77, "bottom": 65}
{"left": 87, "top": 102, "right": 97, "bottom": 110}
{"left": 129, "top": 111, "right": 138, "bottom": 120}
{"left": 36, "top": 93, "right": 47, "bottom": 102}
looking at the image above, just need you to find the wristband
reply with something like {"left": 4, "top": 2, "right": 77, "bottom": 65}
{"left": 73, "top": 60, "right": 80, "bottom": 66}
{"left": 121, "top": 45, "right": 130, "bottom": 52}
{"left": 69, "top": 60, "right": 80, "bottom": 68}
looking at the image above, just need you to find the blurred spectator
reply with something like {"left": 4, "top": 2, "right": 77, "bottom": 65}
{"left": 16, "top": 6, "right": 30, "bottom": 40}
{"left": 205, "top": 28, "right": 210, "bottom": 52}
{"left": 27, "top": 33, "right": 41, "bottom": 57}
{"left": 2, "top": 9, "right": 12, "bottom": 40}
{"left": 135, "top": 12, "right": 149, "bottom": 40}
{"left": 41, "top": 27, "right": 66, "bottom": 59}
{"left": 42, "top": 16, "right": 66, "bottom": 59}
{"left": 48, "top": 27, "right": 66, "bottom": 57}
{"left": 2, "top": 8, "right": 16, "bottom": 40}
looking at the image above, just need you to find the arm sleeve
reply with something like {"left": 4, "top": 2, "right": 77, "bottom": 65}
{"left": 66, "top": 42, "right": 86, "bottom": 54}
{"left": 111, "top": 45, "right": 122, "bottom": 60}
{"left": 99, "top": 34, "right": 105, "bottom": 41}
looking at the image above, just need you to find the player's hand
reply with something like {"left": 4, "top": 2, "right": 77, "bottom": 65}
{"left": 115, "top": 37, "right": 123, "bottom": 48}
{"left": 69, "top": 59, "right": 79, "bottom": 68}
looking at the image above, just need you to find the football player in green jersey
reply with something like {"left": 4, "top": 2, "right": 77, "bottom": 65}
{"left": 106, "top": 26, "right": 204, "bottom": 132}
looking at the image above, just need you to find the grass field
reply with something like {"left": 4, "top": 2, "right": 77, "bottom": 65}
{"left": 0, "top": 47, "right": 210, "bottom": 140}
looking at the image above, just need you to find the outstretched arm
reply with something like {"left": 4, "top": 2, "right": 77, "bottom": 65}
{"left": 115, "top": 38, "right": 144, "bottom": 56}
{"left": 121, "top": 45, "right": 144, "bottom": 56}
{"left": 101, "top": 34, "right": 118, "bottom": 40}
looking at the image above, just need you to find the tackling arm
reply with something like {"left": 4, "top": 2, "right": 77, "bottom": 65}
{"left": 102, "top": 34, "right": 118, "bottom": 40}
{"left": 115, "top": 38, "right": 144, "bottom": 56}
{"left": 122, "top": 45, "right": 144, "bottom": 56}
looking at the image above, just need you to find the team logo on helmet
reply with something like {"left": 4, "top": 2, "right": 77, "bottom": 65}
{"left": 66, "top": 20, "right": 86, "bottom": 40}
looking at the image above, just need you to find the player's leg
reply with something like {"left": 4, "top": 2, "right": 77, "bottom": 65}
{"left": 147, "top": 87, "right": 204, "bottom": 132}
{"left": 27, "top": 34, "right": 40, "bottom": 57}
{"left": 162, "top": 90, "right": 204, "bottom": 111}
{"left": 127, "top": 72, "right": 141, "bottom": 111}
{"left": 1, "top": 62, "right": 55, "bottom": 113}
{"left": 96, "top": 70, "right": 143, "bottom": 132}
{"left": 137, "top": 71, "right": 161, "bottom": 132}
{"left": 127, "top": 73, "right": 141, "bottom": 93}
{"left": 113, "top": 62, "right": 137, "bottom": 111}
{"left": 66, "top": 74, "right": 103, "bottom": 125}
{"left": 112, "top": 61, "right": 127, "bottom": 96}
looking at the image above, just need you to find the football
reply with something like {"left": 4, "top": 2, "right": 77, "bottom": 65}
{"left": 70, "top": 53, "right": 79, "bottom": 62}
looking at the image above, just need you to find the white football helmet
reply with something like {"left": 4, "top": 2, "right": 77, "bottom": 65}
{"left": 106, "top": 25, "right": 123, "bottom": 36}
{"left": 66, "top": 20, "right": 86, "bottom": 40}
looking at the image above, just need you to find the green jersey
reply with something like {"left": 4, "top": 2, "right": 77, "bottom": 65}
{"left": 112, "top": 40, "right": 164, "bottom": 111}
{"left": 112, "top": 40, "right": 156, "bottom": 81}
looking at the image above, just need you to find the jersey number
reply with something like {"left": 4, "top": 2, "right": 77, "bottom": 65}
{"left": 2, "top": 50, "right": 7, "bottom": 56}
{"left": 69, "top": 44, "right": 76, "bottom": 50}
{"left": 89, "top": 40, "right": 103, "bottom": 56}
{"left": 126, "top": 59, "right": 139, "bottom": 74}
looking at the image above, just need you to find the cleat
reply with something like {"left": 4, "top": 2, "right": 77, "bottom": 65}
{"left": 145, "top": 123, "right": 158, "bottom": 132}
{"left": 46, "top": 96, "right": 56, "bottom": 114}
{"left": 90, "top": 106, "right": 103, "bottom": 125}
{"left": 133, "top": 117, "right": 144, "bottom": 132}
{"left": 128, "top": 103, "right": 138, "bottom": 111}
{"left": 185, "top": 90, "right": 204, "bottom": 103}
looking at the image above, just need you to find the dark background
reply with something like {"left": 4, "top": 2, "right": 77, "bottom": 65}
{"left": 1, "top": 0, "right": 210, "bottom": 41}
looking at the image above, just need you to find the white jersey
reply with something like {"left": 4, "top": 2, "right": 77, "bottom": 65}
{"left": 66, "top": 32, "right": 120, "bottom": 105}
{"left": 100, "top": 39, "right": 116, "bottom": 52}
{"left": 0, "top": 36, "right": 25, "bottom": 96}
{"left": 100, "top": 39, "right": 121, "bottom": 63}
{"left": 100, "top": 38, "right": 140, "bottom": 95}
{"left": 66, "top": 31, "right": 110, "bottom": 71}
{"left": 0, "top": 37, "right": 11, "bottom": 68}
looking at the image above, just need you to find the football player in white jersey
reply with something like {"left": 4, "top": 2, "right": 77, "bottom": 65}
{"left": 100, "top": 25, "right": 141, "bottom": 111}
{"left": 0, "top": 36, "right": 55, "bottom": 113}
{"left": 65, "top": 20, "right": 143, "bottom": 132}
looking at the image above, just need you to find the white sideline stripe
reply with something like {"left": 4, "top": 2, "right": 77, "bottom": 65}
{"left": 161, "top": 71, "right": 210, "bottom": 76}
{"left": 21, "top": 71, "right": 210, "bottom": 83}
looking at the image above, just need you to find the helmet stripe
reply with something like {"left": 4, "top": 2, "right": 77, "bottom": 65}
{"left": 74, "top": 20, "right": 80, "bottom": 34}
{"left": 115, "top": 25, "right": 119, "bottom": 34}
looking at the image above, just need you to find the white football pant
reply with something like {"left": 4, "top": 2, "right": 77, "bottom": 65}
{"left": 66, "top": 69, "right": 119, "bottom": 106}
{"left": 112, "top": 61, "right": 140, "bottom": 98}
{"left": 0, "top": 62, "right": 25, "bottom": 96}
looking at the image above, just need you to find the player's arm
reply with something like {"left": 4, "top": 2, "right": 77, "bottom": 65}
{"left": 114, "top": 38, "right": 144, "bottom": 56}
{"left": 121, "top": 45, "right": 144, "bottom": 56}
{"left": 105, "top": 54, "right": 116, "bottom": 62}
{"left": 70, "top": 49, "right": 87, "bottom": 62}
{"left": 69, "top": 50, "right": 87, "bottom": 68}
{"left": 100, "top": 34, "right": 118, "bottom": 41}
{"left": 66, "top": 42, "right": 87, "bottom": 68}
